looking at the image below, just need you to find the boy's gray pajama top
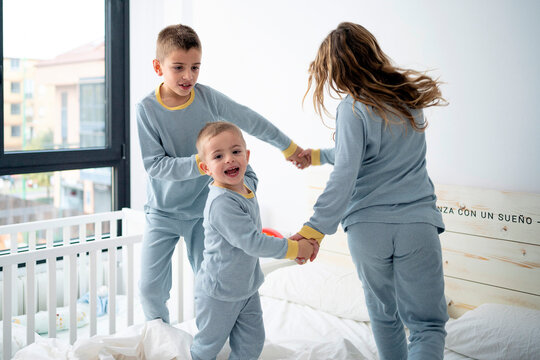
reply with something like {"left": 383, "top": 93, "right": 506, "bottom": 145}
{"left": 136, "top": 83, "right": 296, "bottom": 323}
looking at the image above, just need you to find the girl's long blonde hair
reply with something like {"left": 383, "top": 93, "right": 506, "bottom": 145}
{"left": 305, "top": 22, "right": 446, "bottom": 131}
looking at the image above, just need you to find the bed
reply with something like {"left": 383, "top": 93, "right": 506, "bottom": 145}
{"left": 3, "top": 183, "right": 540, "bottom": 359}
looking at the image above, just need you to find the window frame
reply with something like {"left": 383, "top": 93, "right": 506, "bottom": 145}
{"left": 0, "top": 0, "right": 130, "bottom": 210}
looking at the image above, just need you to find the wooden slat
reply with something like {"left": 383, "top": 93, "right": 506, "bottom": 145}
{"left": 79, "top": 223, "right": 88, "bottom": 296}
{"left": 26, "top": 231, "right": 37, "bottom": 344}
{"left": 10, "top": 233, "right": 18, "bottom": 316}
{"left": 441, "top": 232, "right": 540, "bottom": 295}
{"left": 108, "top": 246, "right": 117, "bottom": 335}
{"left": 46, "top": 229, "right": 56, "bottom": 338}
{"left": 3, "top": 264, "right": 13, "bottom": 360}
{"left": 445, "top": 277, "right": 540, "bottom": 319}
{"left": 63, "top": 226, "right": 70, "bottom": 308}
{"left": 435, "top": 183, "right": 540, "bottom": 245}
{"left": 47, "top": 256, "right": 56, "bottom": 338}
{"left": 0, "top": 211, "right": 123, "bottom": 234}
{"left": 89, "top": 249, "right": 97, "bottom": 336}
{"left": 126, "top": 244, "right": 134, "bottom": 326}
{"left": 69, "top": 253, "right": 78, "bottom": 344}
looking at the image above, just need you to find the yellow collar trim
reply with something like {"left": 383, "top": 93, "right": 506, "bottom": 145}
{"left": 212, "top": 182, "right": 254, "bottom": 198}
{"left": 155, "top": 83, "right": 195, "bottom": 110}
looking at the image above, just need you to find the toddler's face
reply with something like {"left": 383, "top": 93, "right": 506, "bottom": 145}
{"left": 154, "top": 47, "right": 201, "bottom": 103}
{"left": 200, "top": 130, "right": 250, "bottom": 193}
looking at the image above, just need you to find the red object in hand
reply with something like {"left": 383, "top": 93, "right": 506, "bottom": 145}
{"left": 262, "top": 228, "right": 283, "bottom": 238}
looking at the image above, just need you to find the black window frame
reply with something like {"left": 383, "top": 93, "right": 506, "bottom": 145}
{"left": 0, "top": 0, "right": 130, "bottom": 211}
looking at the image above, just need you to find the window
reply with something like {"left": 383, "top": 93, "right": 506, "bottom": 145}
{"left": 24, "top": 79, "right": 33, "bottom": 99}
{"left": 10, "top": 58, "right": 19, "bottom": 69}
{"left": 10, "top": 103, "right": 20, "bottom": 115}
{"left": 1, "top": 0, "right": 129, "bottom": 249}
{"left": 10, "top": 125, "right": 20, "bottom": 137}
{"left": 10, "top": 81, "right": 20, "bottom": 93}
{"left": 80, "top": 81, "right": 106, "bottom": 148}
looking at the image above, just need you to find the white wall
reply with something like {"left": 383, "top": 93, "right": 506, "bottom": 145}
{"left": 130, "top": 0, "right": 540, "bottom": 234}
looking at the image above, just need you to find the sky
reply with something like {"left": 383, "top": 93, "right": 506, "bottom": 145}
{"left": 3, "top": 0, "right": 104, "bottom": 59}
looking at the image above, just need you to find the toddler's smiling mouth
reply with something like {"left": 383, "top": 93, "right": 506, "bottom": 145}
{"left": 224, "top": 167, "right": 240, "bottom": 177}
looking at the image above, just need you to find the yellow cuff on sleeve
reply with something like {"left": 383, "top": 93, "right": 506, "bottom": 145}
{"left": 282, "top": 141, "right": 298, "bottom": 159}
{"left": 298, "top": 225, "right": 324, "bottom": 244}
{"left": 195, "top": 154, "right": 206, "bottom": 175}
{"left": 284, "top": 239, "right": 299, "bottom": 260}
{"left": 312, "top": 149, "right": 321, "bottom": 166}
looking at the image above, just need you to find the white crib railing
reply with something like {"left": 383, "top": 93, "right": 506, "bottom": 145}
{"left": 0, "top": 208, "right": 187, "bottom": 360}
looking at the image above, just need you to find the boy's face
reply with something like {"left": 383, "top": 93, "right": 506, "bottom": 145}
{"left": 199, "top": 130, "right": 250, "bottom": 193}
{"left": 153, "top": 47, "right": 201, "bottom": 103}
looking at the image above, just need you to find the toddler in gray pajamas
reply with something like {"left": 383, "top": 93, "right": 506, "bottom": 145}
{"left": 191, "top": 122, "right": 317, "bottom": 360}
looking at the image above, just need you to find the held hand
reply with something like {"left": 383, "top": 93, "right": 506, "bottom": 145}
{"left": 295, "top": 239, "right": 314, "bottom": 265}
{"left": 287, "top": 146, "right": 311, "bottom": 170}
{"left": 298, "top": 148, "right": 312, "bottom": 166}
{"left": 296, "top": 239, "right": 320, "bottom": 264}
{"left": 307, "top": 239, "right": 320, "bottom": 262}
{"left": 289, "top": 232, "right": 305, "bottom": 241}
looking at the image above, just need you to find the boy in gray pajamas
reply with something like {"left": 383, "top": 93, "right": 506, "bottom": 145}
{"left": 190, "top": 122, "right": 316, "bottom": 360}
{"left": 136, "top": 24, "right": 308, "bottom": 324}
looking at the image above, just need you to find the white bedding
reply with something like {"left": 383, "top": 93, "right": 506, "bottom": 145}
{"left": 13, "top": 295, "right": 473, "bottom": 360}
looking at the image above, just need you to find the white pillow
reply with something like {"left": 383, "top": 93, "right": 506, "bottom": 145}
{"left": 259, "top": 262, "right": 370, "bottom": 322}
{"left": 445, "top": 303, "right": 540, "bottom": 360}
{"left": 0, "top": 321, "right": 42, "bottom": 359}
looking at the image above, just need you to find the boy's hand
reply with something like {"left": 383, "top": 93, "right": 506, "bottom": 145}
{"left": 287, "top": 146, "right": 311, "bottom": 169}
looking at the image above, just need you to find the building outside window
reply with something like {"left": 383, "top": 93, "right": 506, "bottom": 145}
{"left": 10, "top": 57, "right": 19, "bottom": 69}
{"left": 10, "top": 81, "right": 20, "bottom": 93}
{"left": 10, "top": 125, "right": 20, "bottom": 137}
{"left": 10, "top": 103, "right": 20, "bottom": 115}
{"left": 0, "top": 0, "right": 129, "bottom": 249}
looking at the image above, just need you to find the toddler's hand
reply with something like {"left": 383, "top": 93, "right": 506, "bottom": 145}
{"left": 296, "top": 239, "right": 317, "bottom": 265}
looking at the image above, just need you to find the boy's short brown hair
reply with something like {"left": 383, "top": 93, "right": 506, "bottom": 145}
{"left": 156, "top": 24, "right": 201, "bottom": 61}
{"left": 196, "top": 122, "right": 246, "bottom": 159}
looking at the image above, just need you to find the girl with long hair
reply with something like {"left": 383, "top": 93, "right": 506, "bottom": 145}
{"left": 292, "top": 22, "right": 448, "bottom": 359}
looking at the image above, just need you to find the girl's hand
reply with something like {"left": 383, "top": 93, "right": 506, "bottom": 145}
{"left": 307, "top": 239, "right": 320, "bottom": 262}
{"left": 287, "top": 146, "right": 311, "bottom": 169}
{"left": 291, "top": 235, "right": 320, "bottom": 264}
{"left": 298, "top": 148, "right": 312, "bottom": 166}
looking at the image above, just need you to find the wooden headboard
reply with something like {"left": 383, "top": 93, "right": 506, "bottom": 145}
{"left": 436, "top": 184, "right": 540, "bottom": 318}
{"left": 304, "top": 169, "right": 540, "bottom": 318}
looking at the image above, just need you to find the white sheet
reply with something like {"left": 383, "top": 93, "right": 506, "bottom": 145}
{"left": 13, "top": 319, "right": 192, "bottom": 360}
{"left": 14, "top": 295, "right": 472, "bottom": 360}
{"left": 176, "top": 296, "right": 379, "bottom": 360}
